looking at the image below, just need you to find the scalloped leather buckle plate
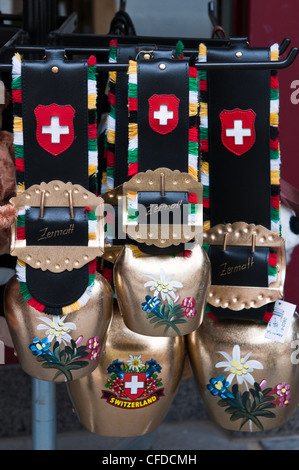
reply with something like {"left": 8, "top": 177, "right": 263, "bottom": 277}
{"left": 203, "top": 222, "right": 286, "bottom": 311}
{"left": 121, "top": 168, "right": 203, "bottom": 248}
{"left": 10, "top": 180, "right": 105, "bottom": 273}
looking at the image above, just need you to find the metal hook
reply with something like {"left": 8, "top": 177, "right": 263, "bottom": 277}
{"left": 279, "top": 38, "right": 291, "bottom": 56}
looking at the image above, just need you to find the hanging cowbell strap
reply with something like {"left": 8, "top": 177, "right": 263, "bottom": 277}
{"left": 110, "top": 43, "right": 211, "bottom": 337}
{"left": 5, "top": 50, "right": 113, "bottom": 382}
{"left": 198, "top": 40, "right": 285, "bottom": 323}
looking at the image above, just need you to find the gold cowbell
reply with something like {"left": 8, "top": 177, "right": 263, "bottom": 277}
{"left": 114, "top": 243, "right": 211, "bottom": 337}
{"left": 4, "top": 273, "right": 113, "bottom": 382}
{"left": 67, "top": 301, "right": 186, "bottom": 437}
{"left": 187, "top": 314, "right": 299, "bottom": 432}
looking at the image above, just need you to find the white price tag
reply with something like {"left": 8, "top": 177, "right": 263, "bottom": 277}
{"left": 264, "top": 300, "right": 297, "bottom": 343}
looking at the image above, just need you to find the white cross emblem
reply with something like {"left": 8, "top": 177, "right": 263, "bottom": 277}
{"left": 42, "top": 116, "right": 70, "bottom": 144}
{"left": 154, "top": 105, "right": 173, "bottom": 125}
{"left": 125, "top": 375, "right": 144, "bottom": 395}
{"left": 226, "top": 119, "right": 251, "bottom": 145}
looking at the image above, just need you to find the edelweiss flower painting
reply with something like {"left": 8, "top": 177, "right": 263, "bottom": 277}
{"left": 127, "top": 354, "right": 144, "bottom": 372}
{"left": 215, "top": 344, "right": 264, "bottom": 387}
{"left": 141, "top": 268, "right": 197, "bottom": 335}
{"left": 37, "top": 315, "right": 76, "bottom": 345}
{"left": 143, "top": 268, "right": 183, "bottom": 303}
{"left": 206, "top": 344, "right": 292, "bottom": 432}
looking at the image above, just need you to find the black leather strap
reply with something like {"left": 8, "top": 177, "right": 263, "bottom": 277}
{"left": 134, "top": 57, "right": 191, "bottom": 255}
{"left": 22, "top": 49, "right": 88, "bottom": 188}
{"left": 113, "top": 45, "right": 177, "bottom": 188}
{"left": 209, "top": 246, "right": 269, "bottom": 287}
{"left": 20, "top": 49, "right": 91, "bottom": 310}
{"left": 26, "top": 207, "right": 88, "bottom": 246}
{"left": 104, "top": 43, "right": 190, "bottom": 254}
{"left": 137, "top": 58, "right": 189, "bottom": 173}
{"left": 204, "top": 41, "right": 274, "bottom": 321}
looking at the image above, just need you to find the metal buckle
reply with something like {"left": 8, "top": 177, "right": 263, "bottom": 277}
{"left": 120, "top": 168, "right": 203, "bottom": 248}
{"left": 10, "top": 180, "right": 105, "bottom": 273}
{"left": 203, "top": 222, "right": 286, "bottom": 310}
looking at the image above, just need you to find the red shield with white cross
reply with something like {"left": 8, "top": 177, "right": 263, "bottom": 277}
{"left": 220, "top": 108, "right": 256, "bottom": 156}
{"left": 148, "top": 94, "right": 180, "bottom": 135}
{"left": 123, "top": 373, "right": 146, "bottom": 400}
{"left": 34, "top": 103, "right": 75, "bottom": 156}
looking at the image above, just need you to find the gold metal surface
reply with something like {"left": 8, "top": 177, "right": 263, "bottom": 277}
{"left": 10, "top": 180, "right": 105, "bottom": 272}
{"left": 187, "top": 315, "right": 299, "bottom": 432}
{"left": 122, "top": 168, "right": 203, "bottom": 247}
{"left": 67, "top": 301, "right": 186, "bottom": 437}
{"left": 4, "top": 274, "right": 113, "bottom": 382}
{"left": 203, "top": 222, "right": 286, "bottom": 310}
{"left": 114, "top": 243, "right": 211, "bottom": 337}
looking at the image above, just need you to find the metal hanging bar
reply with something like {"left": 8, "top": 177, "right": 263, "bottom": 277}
{"left": 0, "top": 45, "right": 297, "bottom": 72}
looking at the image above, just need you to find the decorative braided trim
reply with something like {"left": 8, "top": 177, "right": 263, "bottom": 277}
{"left": 11, "top": 53, "right": 99, "bottom": 314}
{"left": 87, "top": 55, "right": 99, "bottom": 194}
{"left": 270, "top": 43, "right": 281, "bottom": 236}
{"left": 174, "top": 40, "right": 184, "bottom": 60}
{"left": 199, "top": 43, "right": 281, "bottom": 321}
{"left": 12, "top": 53, "right": 24, "bottom": 195}
{"left": 101, "top": 39, "right": 117, "bottom": 193}
{"left": 198, "top": 44, "right": 210, "bottom": 232}
{"left": 128, "top": 59, "right": 138, "bottom": 179}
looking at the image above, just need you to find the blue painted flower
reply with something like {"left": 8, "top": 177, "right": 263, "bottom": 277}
{"left": 145, "top": 358, "right": 162, "bottom": 377}
{"left": 207, "top": 375, "right": 234, "bottom": 399}
{"left": 141, "top": 295, "right": 161, "bottom": 314}
{"left": 107, "top": 359, "right": 125, "bottom": 378}
{"left": 29, "top": 337, "right": 51, "bottom": 356}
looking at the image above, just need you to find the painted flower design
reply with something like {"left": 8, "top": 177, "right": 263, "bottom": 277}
{"left": 141, "top": 295, "right": 161, "bottom": 314}
{"left": 207, "top": 375, "right": 234, "bottom": 399}
{"left": 29, "top": 337, "right": 52, "bottom": 357}
{"left": 37, "top": 315, "right": 76, "bottom": 345}
{"left": 147, "top": 377, "right": 158, "bottom": 393}
{"left": 111, "top": 377, "right": 123, "bottom": 395}
{"left": 86, "top": 336, "right": 101, "bottom": 361}
{"left": 144, "top": 268, "right": 183, "bottom": 303}
{"left": 215, "top": 344, "right": 264, "bottom": 387}
{"left": 146, "top": 358, "right": 162, "bottom": 375}
{"left": 182, "top": 297, "right": 197, "bottom": 318}
{"left": 272, "top": 382, "right": 291, "bottom": 407}
{"left": 127, "top": 354, "right": 144, "bottom": 372}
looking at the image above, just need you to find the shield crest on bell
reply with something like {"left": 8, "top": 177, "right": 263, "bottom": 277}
{"left": 34, "top": 103, "right": 75, "bottom": 156}
{"left": 123, "top": 372, "right": 146, "bottom": 399}
{"left": 220, "top": 108, "right": 256, "bottom": 156}
{"left": 148, "top": 94, "right": 179, "bottom": 135}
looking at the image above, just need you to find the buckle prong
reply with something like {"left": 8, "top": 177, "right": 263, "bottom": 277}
{"left": 68, "top": 189, "right": 74, "bottom": 219}
{"left": 160, "top": 172, "right": 165, "bottom": 197}
{"left": 251, "top": 232, "right": 256, "bottom": 253}
{"left": 222, "top": 232, "right": 228, "bottom": 252}
{"left": 40, "top": 189, "right": 46, "bottom": 219}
